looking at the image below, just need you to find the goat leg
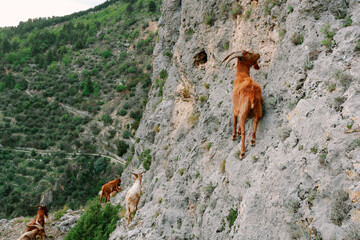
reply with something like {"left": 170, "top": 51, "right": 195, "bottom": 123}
{"left": 251, "top": 116, "right": 259, "bottom": 146}
{"left": 239, "top": 117, "right": 246, "bottom": 159}
{"left": 232, "top": 115, "right": 237, "bottom": 140}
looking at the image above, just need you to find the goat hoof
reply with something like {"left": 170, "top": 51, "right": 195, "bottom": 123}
{"left": 232, "top": 135, "right": 236, "bottom": 140}
{"left": 251, "top": 140, "right": 256, "bottom": 146}
{"left": 240, "top": 152, "right": 245, "bottom": 159}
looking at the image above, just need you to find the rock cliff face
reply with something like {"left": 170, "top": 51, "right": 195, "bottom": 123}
{"left": 111, "top": 0, "right": 360, "bottom": 239}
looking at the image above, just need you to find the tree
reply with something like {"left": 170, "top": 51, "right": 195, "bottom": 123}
{"left": 148, "top": 1, "right": 156, "bottom": 12}
{"left": 117, "top": 140, "right": 129, "bottom": 157}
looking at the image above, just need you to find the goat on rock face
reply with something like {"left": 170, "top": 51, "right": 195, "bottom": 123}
{"left": 100, "top": 176, "right": 122, "bottom": 204}
{"left": 222, "top": 50, "right": 263, "bottom": 159}
{"left": 26, "top": 205, "right": 48, "bottom": 232}
{"left": 125, "top": 171, "right": 144, "bottom": 226}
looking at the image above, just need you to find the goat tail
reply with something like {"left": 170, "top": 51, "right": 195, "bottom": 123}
{"left": 99, "top": 190, "right": 103, "bottom": 196}
{"left": 250, "top": 97, "right": 256, "bottom": 109}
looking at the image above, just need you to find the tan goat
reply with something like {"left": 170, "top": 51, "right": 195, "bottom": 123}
{"left": 125, "top": 171, "right": 144, "bottom": 226}
{"left": 17, "top": 224, "right": 45, "bottom": 240}
{"left": 222, "top": 50, "right": 263, "bottom": 159}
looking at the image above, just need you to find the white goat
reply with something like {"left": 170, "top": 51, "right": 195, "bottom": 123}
{"left": 125, "top": 171, "right": 144, "bottom": 226}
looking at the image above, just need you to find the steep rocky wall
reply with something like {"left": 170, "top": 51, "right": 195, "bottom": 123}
{"left": 111, "top": 0, "right": 360, "bottom": 239}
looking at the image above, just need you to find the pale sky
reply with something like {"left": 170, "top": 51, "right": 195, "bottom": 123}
{"left": 0, "top": 0, "right": 107, "bottom": 27}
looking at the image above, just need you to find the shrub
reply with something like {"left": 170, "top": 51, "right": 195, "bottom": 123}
{"left": 204, "top": 13, "right": 215, "bottom": 26}
{"left": 231, "top": 2, "right": 242, "bottom": 19}
{"left": 320, "top": 24, "right": 336, "bottom": 48}
{"left": 356, "top": 40, "right": 360, "bottom": 51}
{"left": 117, "top": 140, "right": 129, "bottom": 156}
{"left": 148, "top": 1, "right": 156, "bottom": 12}
{"left": 334, "top": 70, "right": 353, "bottom": 89}
{"left": 343, "top": 16, "right": 352, "bottom": 27}
{"left": 226, "top": 208, "right": 238, "bottom": 228}
{"left": 204, "top": 182, "right": 215, "bottom": 198}
{"left": 291, "top": 32, "right": 304, "bottom": 45}
{"left": 102, "top": 114, "right": 113, "bottom": 125}
{"left": 122, "top": 130, "right": 131, "bottom": 139}
{"left": 143, "top": 154, "right": 151, "bottom": 170}
{"left": 160, "top": 69, "right": 168, "bottom": 80}
{"left": 64, "top": 197, "right": 121, "bottom": 240}
{"left": 330, "top": 190, "right": 351, "bottom": 226}
{"left": 115, "top": 85, "right": 127, "bottom": 92}
{"left": 118, "top": 109, "right": 127, "bottom": 116}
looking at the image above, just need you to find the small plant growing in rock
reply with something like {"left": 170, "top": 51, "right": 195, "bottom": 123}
{"left": 334, "top": 70, "right": 353, "bottom": 89}
{"left": 356, "top": 40, "right": 360, "bottom": 51}
{"left": 298, "top": 145, "right": 303, "bottom": 151}
{"left": 141, "top": 149, "right": 152, "bottom": 170}
{"left": 188, "top": 111, "right": 200, "bottom": 124}
{"left": 163, "top": 48, "right": 173, "bottom": 58}
{"left": 243, "top": 5, "right": 254, "bottom": 21}
{"left": 330, "top": 190, "right": 351, "bottom": 226}
{"left": 245, "top": 180, "right": 251, "bottom": 188}
{"left": 310, "top": 145, "right": 318, "bottom": 154}
{"left": 204, "top": 13, "right": 215, "bottom": 26}
{"left": 177, "top": 218, "right": 182, "bottom": 229}
{"left": 288, "top": 5, "right": 293, "bottom": 13}
{"left": 320, "top": 24, "right": 336, "bottom": 48}
{"left": 231, "top": 2, "right": 242, "bottom": 19}
{"left": 303, "top": 57, "right": 314, "bottom": 70}
{"left": 195, "top": 170, "right": 200, "bottom": 179}
{"left": 203, "top": 82, "right": 210, "bottom": 89}
{"left": 291, "top": 32, "right": 304, "bottom": 45}
{"left": 343, "top": 16, "right": 352, "bottom": 27}
{"left": 204, "top": 182, "right": 215, "bottom": 198}
{"left": 226, "top": 208, "right": 238, "bottom": 228}
{"left": 205, "top": 142, "right": 212, "bottom": 151}
{"left": 252, "top": 155, "right": 259, "bottom": 163}
{"left": 216, "top": 219, "right": 226, "bottom": 233}
{"left": 223, "top": 41, "right": 230, "bottom": 50}
{"left": 158, "top": 198, "right": 162, "bottom": 204}
{"left": 179, "top": 168, "right": 184, "bottom": 176}
{"left": 319, "top": 152, "right": 328, "bottom": 167}
{"left": 264, "top": 0, "right": 276, "bottom": 16}
{"left": 153, "top": 125, "right": 160, "bottom": 133}
{"left": 199, "top": 95, "right": 208, "bottom": 103}
{"left": 279, "top": 28, "right": 286, "bottom": 41}
{"left": 347, "top": 138, "right": 360, "bottom": 151}
{"left": 328, "top": 82, "right": 336, "bottom": 92}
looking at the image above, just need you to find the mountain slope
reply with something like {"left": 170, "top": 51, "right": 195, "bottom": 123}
{"left": 111, "top": 0, "right": 360, "bottom": 239}
{"left": 0, "top": 0, "right": 160, "bottom": 224}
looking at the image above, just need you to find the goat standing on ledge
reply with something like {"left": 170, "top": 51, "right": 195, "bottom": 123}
{"left": 222, "top": 50, "right": 263, "bottom": 159}
{"left": 125, "top": 171, "right": 144, "bottom": 226}
{"left": 100, "top": 176, "right": 122, "bottom": 204}
{"left": 26, "top": 205, "right": 48, "bottom": 232}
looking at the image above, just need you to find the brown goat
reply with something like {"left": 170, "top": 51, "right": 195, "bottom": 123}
{"left": 100, "top": 176, "right": 122, "bottom": 204}
{"left": 27, "top": 205, "right": 48, "bottom": 232}
{"left": 222, "top": 50, "right": 263, "bottom": 159}
{"left": 18, "top": 224, "right": 46, "bottom": 240}
{"left": 125, "top": 172, "right": 144, "bottom": 226}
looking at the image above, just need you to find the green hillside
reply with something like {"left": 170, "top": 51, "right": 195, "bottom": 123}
{"left": 0, "top": 0, "right": 161, "bottom": 219}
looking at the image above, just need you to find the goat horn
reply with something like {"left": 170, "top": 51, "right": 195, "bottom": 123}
{"left": 221, "top": 51, "right": 242, "bottom": 65}
{"left": 26, "top": 224, "right": 43, "bottom": 230}
{"left": 225, "top": 55, "right": 244, "bottom": 67}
